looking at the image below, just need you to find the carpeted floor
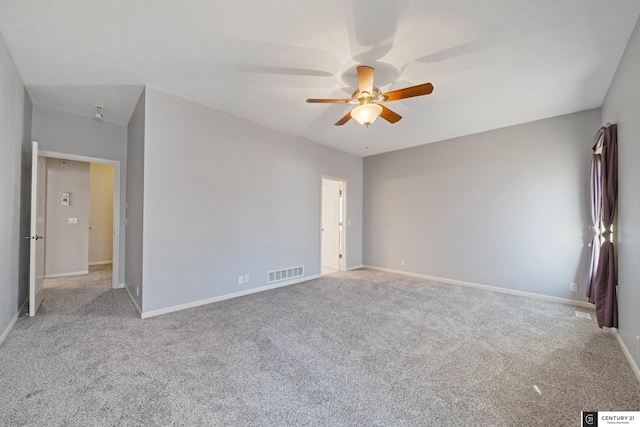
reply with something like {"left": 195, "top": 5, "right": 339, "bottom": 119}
{"left": 1, "top": 266, "right": 639, "bottom": 426}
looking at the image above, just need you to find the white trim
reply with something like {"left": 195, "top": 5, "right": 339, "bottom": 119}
{"left": 124, "top": 285, "right": 142, "bottom": 317}
{"left": 40, "top": 151, "right": 119, "bottom": 165}
{"left": 112, "top": 162, "right": 121, "bottom": 290}
{"left": 114, "top": 283, "right": 125, "bottom": 289}
{"left": 141, "top": 274, "right": 321, "bottom": 319}
{"left": 347, "top": 264, "right": 363, "bottom": 271}
{"left": 612, "top": 329, "right": 640, "bottom": 384}
{"left": 362, "top": 265, "right": 596, "bottom": 308}
{"left": 39, "top": 150, "right": 121, "bottom": 290}
{"left": 89, "top": 261, "right": 113, "bottom": 266}
{"left": 0, "top": 301, "right": 27, "bottom": 347}
{"left": 0, "top": 314, "right": 18, "bottom": 346}
{"left": 45, "top": 270, "right": 89, "bottom": 279}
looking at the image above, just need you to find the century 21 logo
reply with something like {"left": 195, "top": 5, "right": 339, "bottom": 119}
{"left": 585, "top": 413, "right": 594, "bottom": 425}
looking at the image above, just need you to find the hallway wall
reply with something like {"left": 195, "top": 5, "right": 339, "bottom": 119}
{"left": 89, "top": 163, "right": 114, "bottom": 265}
{"left": 45, "top": 158, "right": 90, "bottom": 277}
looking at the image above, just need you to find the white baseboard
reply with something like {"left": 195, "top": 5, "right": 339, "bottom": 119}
{"left": 124, "top": 284, "right": 142, "bottom": 317}
{"left": 113, "top": 283, "right": 125, "bottom": 289}
{"left": 362, "top": 265, "right": 595, "bottom": 309}
{"left": 0, "top": 312, "right": 19, "bottom": 347}
{"left": 141, "top": 274, "right": 321, "bottom": 319}
{"left": 612, "top": 329, "right": 640, "bottom": 384}
{"left": 89, "top": 261, "right": 113, "bottom": 266}
{"left": 45, "top": 270, "right": 89, "bottom": 279}
{"left": 347, "top": 264, "right": 363, "bottom": 271}
{"left": 0, "top": 300, "right": 27, "bottom": 347}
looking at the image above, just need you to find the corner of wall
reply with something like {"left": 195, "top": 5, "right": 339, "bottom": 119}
{"left": 125, "top": 87, "right": 146, "bottom": 311}
{"left": 0, "top": 29, "right": 31, "bottom": 341}
{"left": 18, "top": 89, "right": 33, "bottom": 307}
{"left": 601, "top": 13, "right": 640, "bottom": 379}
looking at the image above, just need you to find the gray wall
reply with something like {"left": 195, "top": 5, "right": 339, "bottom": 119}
{"left": 0, "top": 32, "right": 32, "bottom": 337}
{"left": 45, "top": 159, "right": 90, "bottom": 276}
{"left": 364, "top": 109, "right": 600, "bottom": 302}
{"left": 31, "top": 105, "right": 128, "bottom": 285}
{"left": 126, "top": 89, "right": 145, "bottom": 309}
{"left": 141, "top": 87, "right": 363, "bottom": 312}
{"left": 602, "top": 16, "right": 640, "bottom": 369}
{"left": 18, "top": 90, "right": 33, "bottom": 311}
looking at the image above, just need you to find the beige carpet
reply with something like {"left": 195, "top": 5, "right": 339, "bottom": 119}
{"left": 0, "top": 266, "right": 639, "bottom": 426}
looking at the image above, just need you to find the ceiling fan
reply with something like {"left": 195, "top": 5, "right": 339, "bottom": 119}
{"left": 306, "top": 65, "right": 433, "bottom": 127}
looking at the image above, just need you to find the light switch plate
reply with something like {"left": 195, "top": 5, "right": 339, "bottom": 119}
{"left": 68, "top": 218, "right": 78, "bottom": 224}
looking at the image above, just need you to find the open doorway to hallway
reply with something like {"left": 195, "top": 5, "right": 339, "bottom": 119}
{"left": 28, "top": 144, "right": 122, "bottom": 317}
{"left": 27, "top": 150, "right": 121, "bottom": 317}
{"left": 321, "top": 176, "right": 347, "bottom": 275}
{"left": 44, "top": 158, "right": 115, "bottom": 282}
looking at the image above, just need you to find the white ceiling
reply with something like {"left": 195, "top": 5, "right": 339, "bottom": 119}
{"left": 1, "top": 0, "right": 639, "bottom": 157}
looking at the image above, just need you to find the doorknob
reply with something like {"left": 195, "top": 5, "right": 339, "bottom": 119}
{"left": 35, "top": 236, "right": 44, "bottom": 240}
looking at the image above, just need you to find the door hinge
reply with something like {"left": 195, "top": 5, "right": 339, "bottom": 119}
{"left": 339, "top": 190, "right": 343, "bottom": 196}
{"left": 339, "top": 254, "right": 343, "bottom": 259}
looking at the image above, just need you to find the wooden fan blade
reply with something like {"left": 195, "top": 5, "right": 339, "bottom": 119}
{"left": 335, "top": 111, "right": 352, "bottom": 126}
{"left": 357, "top": 66, "right": 375, "bottom": 95}
{"left": 380, "top": 105, "right": 402, "bottom": 124}
{"left": 382, "top": 83, "right": 433, "bottom": 102}
{"left": 306, "top": 98, "right": 351, "bottom": 104}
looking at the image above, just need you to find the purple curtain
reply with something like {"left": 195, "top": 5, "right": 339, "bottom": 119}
{"left": 586, "top": 129, "right": 603, "bottom": 302}
{"left": 587, "top": 124, "right": 618, "bottom": 328}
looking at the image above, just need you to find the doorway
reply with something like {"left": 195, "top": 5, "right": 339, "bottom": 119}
{"left": 321, "top": 176, "right": 347, "bottom": 275}
{"left": 26, "top": 147, "right": 124, "bottom": 316}
{"left": 43, "top": 159, "right": 115, "bottom": 280}
{"left": 39, "top": 151, "right": 122, "bottom": 289}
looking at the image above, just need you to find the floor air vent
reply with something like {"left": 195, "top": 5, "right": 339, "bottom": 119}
{"left": 268, "top": 266, "right": 304, "bottom": 284}
{"left": 575, "top": 311, "right": 592, "bottom": 319}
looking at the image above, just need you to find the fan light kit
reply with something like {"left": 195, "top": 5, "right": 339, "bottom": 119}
{"left": 94, "top": 105, "right": 104, "bottom": 119}
{"left": 306, "top": 65, "right": 433, "bottom": 127}
{"left": 351, "top": 103, "right": 383, "bottom": 127}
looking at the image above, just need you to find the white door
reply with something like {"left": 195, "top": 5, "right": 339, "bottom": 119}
{"left": 322, "top": 180, "right": 341, "bottom": 271}
{"left": 29, "top": 141, "right": 46, "bottom": 316}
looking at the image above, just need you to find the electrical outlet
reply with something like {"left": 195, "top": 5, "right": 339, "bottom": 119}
{"left": 244, "top": 274, "right": 249, "bottom": 283}
{"left": 636, "top": 336, "right": 640, "bottom": 355}
{"left": 136, "top": 286, "right": 139, "bottom": 297}
{"left": 401, "top": 260, "right": 405, "bottom": 266}
{"left": 238, "top": 276, "right": 244, "bottom": 284}
{"left": 570, "top": 282, "right": 577, "bottom": 292}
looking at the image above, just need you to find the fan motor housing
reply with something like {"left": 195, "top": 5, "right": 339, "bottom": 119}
{"left": 351, "top": 87, "right": 388, "bottom": 105}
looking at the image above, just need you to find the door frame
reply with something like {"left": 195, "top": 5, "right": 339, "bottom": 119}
{"left": 320, "top": 175, "right": 347, "bottom": 273}
{"left": 29, "top": 141, "right": 46, "bottom": 316}
{"left": 39, "top": 148, "right": 121, "bottom": 289}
